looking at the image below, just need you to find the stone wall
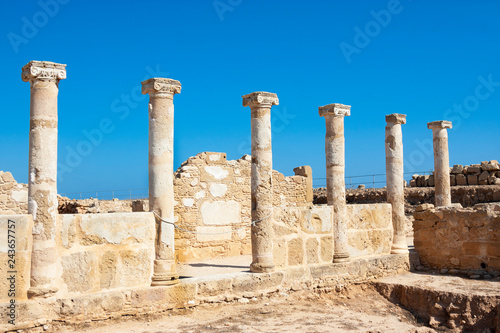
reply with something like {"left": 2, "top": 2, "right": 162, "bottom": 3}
{"left": 0, "top": 171, "right": 28, "bottom": 215}
{"left": 0, "top": 212, "right": 155, "bottom": 302}
{"left": 413, "top": 203, "right": 500, "bottom": 273}
{"left": 172, "top": 152, "right": 311, "bottom": 262}
{"left": 410, "top": 160, "right": 500, "bottom": 187}
{"left": 273, "top": 204, "right": 393, "bottom": 269}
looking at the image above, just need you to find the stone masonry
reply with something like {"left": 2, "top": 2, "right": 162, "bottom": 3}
{"left": 410, "top": 160, "right": 500, "bottom": 187}
{"left": 0, "top": 171, "right": 28, "bottom": 215}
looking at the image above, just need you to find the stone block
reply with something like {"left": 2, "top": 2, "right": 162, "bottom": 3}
{"left": 196, "top": 226, "right": 232, "bottom": 242}
{"left": 79, "top": 212, "right": 155, "bottom": 245}
{"left": 428, "top": 175, "right": 435, "bottom": 187}
{"left": 450, "top": 174, "right": 456, "bottom": 186}
{"left": 60, "top": 214, "right": 76, "bottom": 249}
{"left": 205, "top": 152, "right": 227, "bottom": 164}
{"left": 118, "top": 249, "right": 154, "bottom": 288}
{"left": 467, "top": 174, "right": 478, "bottom": 185}
{"left": 306, "top": 238, "right": 319, "bottom": 264}
{"left": 320, "top": 236, "right": 333, "bottom": 262}
{"left": 197, "top": 276, "right": 232, "bottom": 297}
{"left": 201, "top": 201, "right": 241, "bottom": 225}
{"left": 287, "top": 238, "right": 304, "bottom": 266}
{"left": 482, "top": 161, "right": 500, "bottom": 171}
{"left": 410, "top": 179, "right": 417, "bottom": 187}
{"left": 468, "top": 165, "right": 481, "bottom": 174}
{"left": 451, "top": 165, "right": 464, "bottom": 174}
{"left": 347, "top": 203, "right": 392, "bottom": 229}
{"left": 300, "top": 206, "right": 332, "bottom": 234}
{"left": 456, "top": 174, "right": 467, "bottom": 185}
{"left": 61, "top": 251, "right": 98, "bottom": 292}
{"left": 273, "top": 239, "right": 287, "bottom": 269}
{"left": 99, "top": 251, "right": 118, "bottom": 289}
{"left": 479, "top": 171, "right": 490, "bottom": 182}
{"left": 348, "top": 229, "right": 393, "bottom": 257}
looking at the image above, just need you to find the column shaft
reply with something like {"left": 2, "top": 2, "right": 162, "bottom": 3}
{"left": 428, "top": 121, "right": 452, "bottom": 207}
{"left": 22, "top": 61, "right": 66, "bottom": 298}
{"left": 385, "top": 114, "right": 408, "bottom": 254}
{"left": 243, "top": 92, "right": 279, "bottom": 273}
{"left": 319, "top": 103, "right": 351, "bottom": 263}
{"left": 142, "top": 78, "right": 181, "bottom": 286}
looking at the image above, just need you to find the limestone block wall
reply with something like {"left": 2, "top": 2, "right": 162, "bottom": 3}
{"left": 0, "top": 171, "right": 28, "bottom": 215}
{"left": 413, "top": 203, "right": 500, "bottom": 272}
{"left": 346, "top": 204, "right": 393, "bottom": 257}
{"left": 56, "top": 212, "right": 155, "bottom": 297}
{"left": 173, "top": 152, "right": 311, "bottom": 262}
{"left": 0, "top": 215, "right": 32, "bottom": 302}
{"left": 410, "top": 160, "right": 500, "bottom": 187}
{"left": 272, "top": 203, "right": 393, "bottom": 269}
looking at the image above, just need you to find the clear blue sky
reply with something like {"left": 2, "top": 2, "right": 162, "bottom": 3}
{"left": 1, "top": 0, "right": 499, "bottom": 195}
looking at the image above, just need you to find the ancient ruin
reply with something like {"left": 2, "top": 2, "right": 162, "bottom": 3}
{"left": 0, "top": 61, "right": 499, "bottom": 332}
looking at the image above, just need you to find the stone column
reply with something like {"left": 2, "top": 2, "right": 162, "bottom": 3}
{"left": 243, "top": 91, "right": 279, "bottom": 273}
{"left": 319, "top": 103, "right": 350, "bottom": 263}
{"left": 142, "top": 78, "right": 181, "bottom": 286}
{"left": 385, "top": 113, "right": 408, "bottom": 254}
{"left": 428, "top": 121, "right": 453, "bottom": 207}
{"left": 22, "top": 61, "right": 66, "bottom": 298}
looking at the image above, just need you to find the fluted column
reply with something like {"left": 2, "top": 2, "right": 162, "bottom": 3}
{"left": 22, "top": 61, "right": 66, "bottom": 298}
{"left": 319, "top": 103, "right": 350, "bottom": 263}
{"left": 243, "top": 91, "right": 279, "bottom": 273}
{"left": 428, "top": 120, "right": 452, "bottom": 207}
{"left": 142, "top": 78, "right": 181, "bottom": 286}
{"left": 385, "top": 113, "right": 408, "bottom": 254}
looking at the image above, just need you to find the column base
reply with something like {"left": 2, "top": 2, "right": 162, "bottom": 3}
{"left": 391, "top": 245, "right": 409, "bottom": 254}
{"left": 27, "top": 286, "right": 58, "bottom": 299}
{"left": 151, "top": 259, "right": 179, "bottom": 286}
{"left": 250, "top": 262, "right": 275, "bottom": 273}
{"left": 333, "top": 253, "right": 350, "bottom": 263}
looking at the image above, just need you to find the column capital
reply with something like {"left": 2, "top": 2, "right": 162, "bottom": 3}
{"left": 22, "top": 61, "right": 66, "bottom": 83}
{"left": 427, "top": 120, "right": 452, "bottom": 130}
{"left": 318, "top": 103, "right": 351, "bottom": 117}
{"left": 242, "top": 91, "right": 279, "bottom": 107}
{"left": 142, "top": 78, "right": 181, "bottom": 97}
{"left": 386, "top": 113, "right": 406, "bottom": 125}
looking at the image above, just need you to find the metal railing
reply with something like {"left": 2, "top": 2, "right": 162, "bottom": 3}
{"left": 59, "top": 188, "right": 148, "bottom": 201}
{"left": 313, "top": 171, "right": 433, "bottom": 189}
{"left": 60, "top": 171, "right": 434, "bottom": 200}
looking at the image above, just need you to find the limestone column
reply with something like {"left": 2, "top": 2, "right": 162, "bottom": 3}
{"left": 385, "top": 113, "right": 408, "bottom": 254}
{"left": 319, "top": 103, "right": 350, "bottom": 263}
{"left": 142, "top": 78, "right": 181, "bottom": 286}
{"left": 22, "top": 61, "right": 66, "bottom": 298}
{"left": 243, "top": 91, "right": 279, "bottom": 273}
{"left": 428, "top": 121, "right": 453, "bottom": 207}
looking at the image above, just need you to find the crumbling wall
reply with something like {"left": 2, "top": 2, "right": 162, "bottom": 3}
{"left": 0, "top": 171, "right": 28, "bottom": 215}
{"left": 410, "top": 160, "right": 500, "bottom": 187}
{"left": 272, "top": 204, "right": 393, "bottom": 269}
{"left": 173, "top": 152, "right": 311, "bottom": 262}
{"left": 413, "top": 203, "right": 500, "bottom": 273}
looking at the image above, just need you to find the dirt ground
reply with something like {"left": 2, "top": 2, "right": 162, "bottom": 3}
{"left": 52, "top": 285, "right": 435, "bottom": 333}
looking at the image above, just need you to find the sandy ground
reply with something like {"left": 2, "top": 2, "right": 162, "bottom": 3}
{"left": 55, "top": 285, "right": 435, "bottom": 333}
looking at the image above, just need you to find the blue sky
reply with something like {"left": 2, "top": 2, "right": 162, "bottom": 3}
{"left": 1, "top": 0, "right": 499, "bottom": 196}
